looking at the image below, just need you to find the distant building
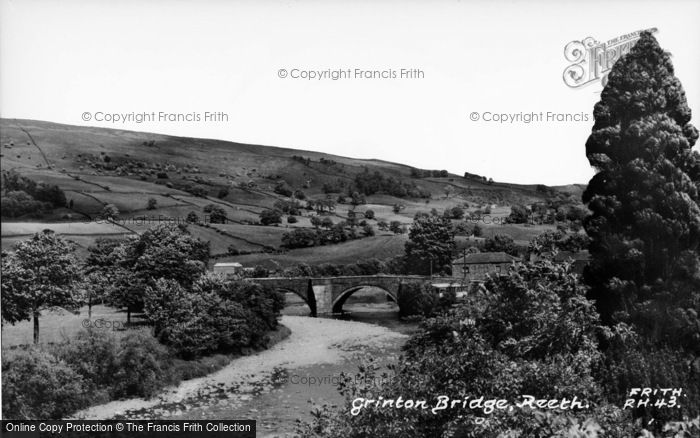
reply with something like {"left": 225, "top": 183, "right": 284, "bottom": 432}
{"left": 213, "top": 262, "right": 244, "bottom": 276}
{"left": 451, "top": 252, "right": 519, "bottom": 282}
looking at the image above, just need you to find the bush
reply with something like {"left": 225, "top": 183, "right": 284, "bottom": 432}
{"left": 2, "top": 348, "right": 87, "bottom": 419}
{"left": 364, "top": 209, "right": 375, "bottom": 219}
{"left": 287, "top": 215, "right": 298, "bottom": 224}
{"left": 147, "top": 198, "right": 157, "bottom": 210}
{"left": 114, "top": 331, "right": 174, "bottom": 397}
{"left": 51, "top": 329, "right": 120, "bottom": 397}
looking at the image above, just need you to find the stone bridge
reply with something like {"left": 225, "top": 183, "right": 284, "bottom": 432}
{"left": 248, "top": 275, "right": 432, "bottom": 316}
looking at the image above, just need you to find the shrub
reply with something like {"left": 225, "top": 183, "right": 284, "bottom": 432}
{"left": 363, "top": 209, "right": 375, "bottom": 219}
{"left": 287, "top": 215, "right": 298, "bottom": 224}
{"left": 51, "top": 329, "right": 120, "bottom": 397}
{"left": 147, "top": 197, "right": 157, "bottom": 210}
{"left": 113, "top": 331, "right": 174, "bottom": 398}
{"left": 2, "top": 348, "right": 87, "bottom": 419}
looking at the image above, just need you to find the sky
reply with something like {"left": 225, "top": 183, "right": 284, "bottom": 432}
{"left": 1, "top": 0, "right": 699, "bottom": 185}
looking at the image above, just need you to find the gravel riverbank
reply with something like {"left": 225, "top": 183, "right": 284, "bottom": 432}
{"left": 73, "top": 315, "right": 408, "bottom": 421}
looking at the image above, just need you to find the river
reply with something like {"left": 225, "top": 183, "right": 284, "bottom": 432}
{"left": 74, "top": 296, "right": 417, "bottom": 437}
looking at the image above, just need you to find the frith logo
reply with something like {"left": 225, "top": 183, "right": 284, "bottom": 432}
{"left": 563, "top": 28, "right": 658, "bottom": 88}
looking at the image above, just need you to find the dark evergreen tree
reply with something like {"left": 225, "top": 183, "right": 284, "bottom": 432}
{"left": 583, "top": 32, "right": 700, "bottom": 351}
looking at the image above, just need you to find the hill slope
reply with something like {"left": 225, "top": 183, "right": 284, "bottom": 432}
{"left": 1, "top": 118, "right": 580, "bottom": 265}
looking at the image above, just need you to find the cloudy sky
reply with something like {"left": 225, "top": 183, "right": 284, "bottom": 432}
{"left": 1, "top": 0, "right": 699, "bottom": 185}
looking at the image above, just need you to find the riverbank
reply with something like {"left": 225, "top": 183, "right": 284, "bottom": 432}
{"left": 72, "top": 315, "right": 409, "bottom": 421}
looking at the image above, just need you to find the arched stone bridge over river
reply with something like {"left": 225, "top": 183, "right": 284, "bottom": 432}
{"left": 248, "top": 275, "right": 439, "bottom": 316}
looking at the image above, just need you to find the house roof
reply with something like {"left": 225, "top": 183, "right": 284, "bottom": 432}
{"left": 452, "top": 252, "right": 518, "bottom": 264}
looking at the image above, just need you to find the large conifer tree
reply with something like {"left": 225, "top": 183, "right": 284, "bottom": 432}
{"left": 583, "top": 32, "right": 700, "bottom": 350}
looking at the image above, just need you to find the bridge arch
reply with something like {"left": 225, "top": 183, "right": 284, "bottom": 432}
{"left": 273, "top": 287, "right": 316, "bottom": 316}
{"left": 331, "top": 284, "right": 399, "bottom": 314}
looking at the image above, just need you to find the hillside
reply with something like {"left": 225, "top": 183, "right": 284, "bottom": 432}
{"left": 0, "top": 118, "right": 580, "bottom": 265}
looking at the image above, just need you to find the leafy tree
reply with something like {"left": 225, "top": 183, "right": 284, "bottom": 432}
{"left": 109, "top": 224, "right": 209, "bottom": 323}
{"left": 186, "top": 211, "right": 199, "bottom": 224}
{"left": 404, "top": 214, "right": 455, "bottom": 275}
{"left": 287, "top": 215, "right": 298, "bottom": 224}
{"left": 321, "top": 217, "right": 334, "bottom": 229}
{"left": 388, "top": 221, "right": 403, "bottom": 234}
{"left": 443, "top": 185, "right": 454, "bottom": 198}
{"left": 361, "top": 224, "right": 375, "bottom": 237}
{"left": 582, "top": 32, "right": 700, "bottom": 351}
{"left": 482, "top": 234, "right": 517, "bottom": 256}
{"left": 506, "top": 204, "right": 529, "bottom": 224}
{"left": 363, "top": 209, "right": 375, "bottom": 219}
{"left": 144, "top": 275, "right": 284, "bottom": 358}
{"left": 146, "top": 197, "right": 157, "bottom": 210}
{"left": 310, "top": 215, "right": 322, "bottom": 229}
{"left": 203, "top": 204, "right": 227, "bottom": 224}
{"left": 82, "top": 238, "right": 123, "bottom": 318}
{"left": 259, "top": 209, "right": 282, "bottom": 226}
{"left": 443, "top": 206, "right": 464, "bottom": 220}
{"left": 282, "top": 228, "right": 320, "bottom": 249}
{"left": 100, "top": 204, "right": 119, "bottom": 220}
{"left": 350, "top": 191, "right": 366, "bottom": 206}
{"left": 1, "top": 230, "right": 81, "bottom": 343}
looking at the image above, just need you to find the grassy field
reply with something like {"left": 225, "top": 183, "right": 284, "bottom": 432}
{"left": 1, "top": 305, "right": 147, "bottom": 348}
{"left": 217, "top": 234, "right": 408, "bottom": 269}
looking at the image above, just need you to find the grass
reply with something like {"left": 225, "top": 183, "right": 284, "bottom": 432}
{"left": 1, "top": 305, "right": 144, "bottom": 348}
{"left": 217, "top": 233, "right": 408, "bottom": 269}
